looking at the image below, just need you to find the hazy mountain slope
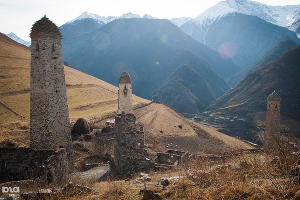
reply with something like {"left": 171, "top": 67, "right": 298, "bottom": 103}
{"left": 153, "top": 64, "right": 225, "bottom": 114}
{"left": 205, "top": 13, "right": 299, "bottom": 71}
{"left": 181, "top": 0, "right": 300, "bottom": 43}
{"left": 5, "top": 32, "right": 30, "bottom": 47}
{"left": 60, "top": 18, "right": 234, "bottom": 98}
{"left": 229, "top": 40, "right": 299, "bottom": 86}
{"left": 0, "top": 32, "right": 251, "bottom": 152}
{"left": 208, "top": 46, "right": 300, "bottom": 138}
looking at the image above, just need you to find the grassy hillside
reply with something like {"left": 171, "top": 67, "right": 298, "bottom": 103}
{"left": 153, "top": 64, "right": 222, "bottom": 113}
{"left": 0, "top": 32, "right": 251, "bottom": 153}
{"left": 0, "top": 32, "right": 148, "bottom": 145}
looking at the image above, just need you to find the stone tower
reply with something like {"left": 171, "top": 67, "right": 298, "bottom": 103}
{"left": 30, "top": 16, "right": 73, "bottom": 171}
{"left": 264, "top": 90, "right": 281, "bottom": 150}
{"left": 118, "top": 72, "right": 133, "bottom": 114}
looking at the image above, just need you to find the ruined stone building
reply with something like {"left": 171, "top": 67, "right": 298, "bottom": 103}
{"left": 264, "top": 90, "right": 281, "bottom": 150}
{"left": 118, "top": 72, "right": 133, "bottom": 114}
{"left": 95, "top": 72, "right": 151, "bottom": 176}
{"left": 0, "top": 16, "right": 72, "bottom": 185}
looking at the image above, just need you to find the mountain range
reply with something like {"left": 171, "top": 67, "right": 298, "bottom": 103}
{"left": 60, "top": 18, "right": 234, "bottom": 102}
{"left": 181, "top": 0, "right": 300, "bottom": 43}
{"left": 196, "top": 13, "right": 299, "bottom": 84}
{"left": 208, "top": 46, "right": 300, "bottom": 139}
{"left": 67, "top": 11, "right": 191, "bottom": 27}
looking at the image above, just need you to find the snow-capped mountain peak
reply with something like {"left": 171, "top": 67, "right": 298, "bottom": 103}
{"left": 68, "top": 11, "right": 143, "bottom": 24}
{"left": 120, "top": 12, "right": 140, "bottom": 18}
{"left": 192, "top": 0, "right": 300, "bottom": 27}
{"left": 6, "top": 32, "right": 30, "bottom": 47}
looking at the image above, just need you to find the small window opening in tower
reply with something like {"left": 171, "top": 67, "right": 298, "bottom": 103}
{"left": 35, "top": 43, "right": 39, "bottom": 59}
{"left": 56, "top": 90, "right": 58, "bottom": 93}
{"left": 52, "top": 43, "right": 58, "bottom": 59}
{"left": 124, "top": 85, "right": 128, "bottom": 95}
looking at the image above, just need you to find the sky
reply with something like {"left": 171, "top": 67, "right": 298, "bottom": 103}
{"left": 1, "top": 0, "right": 300, "bottom": 41}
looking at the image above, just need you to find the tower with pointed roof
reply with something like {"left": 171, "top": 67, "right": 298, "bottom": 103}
{"left": 264, "top": 90, "right": 281, "bottom": 149}
{"left": 30, "top": 16, "right": 73, "bottom": 171}
{"left": 118, "top": 72, "right": 133, "bottom": 114}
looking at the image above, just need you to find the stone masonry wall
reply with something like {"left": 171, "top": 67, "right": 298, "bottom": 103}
{"left": 0, "top": 148, "right": 68, "bottom": 185}
{"left": 30, "top": 36, "right": 73, "bottom": 171}
{"left": 113, "top": 113, "right": 151, "bottom": 176}
{"left": 265, "top": 100, "right": 281, "bottom": 149}
{"left": 94, "top": 132, "right": 115, "bottom": 159}
{"left": 118, "top": 83, "right": 133, "bottom": 114}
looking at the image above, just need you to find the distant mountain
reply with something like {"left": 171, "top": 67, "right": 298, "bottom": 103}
{"left": 6, "top": 32, "right": 30, "bottom": 46}
{"left": 169, "top": 17, "right": 192, "bottom": 27}
{"left": 60, "top": 18, "right": 235, "bottom": 100}
{"left": 182, "top": 13, "right": 299, "bottom": 85}
{"left": 67, "top": 11, "right": 142, "bottom": 24}
{"left": 68, "top": 11, "right": 189, "bottom": 27}
{"left": 153, "top": 64, "right": 228, "bottom": 114}
{"left": 208, "top": 46, "right": 300, "bottom": 139}
{"left": 229, "top": 40, "right": 299, "bottom": 86}
{"left": 181, "top": 0, "right": 300, "bottom": 43}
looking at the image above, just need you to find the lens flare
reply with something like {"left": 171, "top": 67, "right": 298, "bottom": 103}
{"left": 160, "top": 34, "right": 168, "bottom": 43}
{"left": 218, "top": 42, "right": 237, "bottom": 59}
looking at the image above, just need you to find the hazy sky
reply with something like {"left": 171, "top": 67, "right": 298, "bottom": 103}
{"left": 1, "top": 0, "right": 300, "bottom": 41}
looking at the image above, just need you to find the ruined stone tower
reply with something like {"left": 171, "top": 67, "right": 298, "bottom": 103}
{"left": 264, "top": 90, "right": 281, "bottom": 150}
{"left": 30, "top": 16, "right": 73, "bottom": 171}
{"left": 118, "top": 72, "right": 132, "bottom": 114}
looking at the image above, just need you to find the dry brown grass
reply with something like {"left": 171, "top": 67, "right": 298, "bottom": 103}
{"left": 61, "top": 147, "right": 299, "bottom": 200}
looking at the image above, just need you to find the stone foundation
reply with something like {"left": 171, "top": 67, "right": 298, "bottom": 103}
{"left": 0, "top": 147, "right": 68, "bottom": 185}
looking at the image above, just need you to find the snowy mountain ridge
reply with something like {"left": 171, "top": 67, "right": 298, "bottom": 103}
{"left": 67, "top": 11, "right": 191, "bottom": 26}
{"left": 68, "top": 11, "right": 153, "bottom": 24}
{"left": 6, "top": 32, "right": 30, "bottom": 47}
{"left": 189, "top": 0, "right": 300, "bottom": 28}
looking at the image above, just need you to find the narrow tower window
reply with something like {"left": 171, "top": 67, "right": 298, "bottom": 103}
{"left": 52, "top": 43, "right": 58, "bottom": 59}
{"left": 34, "top": 43, "right": 39, "bottom": 59}
{"left": 123, "top": 85, "right": 128, "bottom": 95}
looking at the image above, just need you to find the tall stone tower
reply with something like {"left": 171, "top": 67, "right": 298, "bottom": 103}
{"left": 118, "top": 72, "right": 133, "bottom": 114}
{"left": 264, "top": 90, "right": 281, "bottom": 150}
{"left": 30, "top": 16, "right": 73, "bottom": 171}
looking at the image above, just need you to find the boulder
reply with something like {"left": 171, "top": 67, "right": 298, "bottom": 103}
{"left": 71, "top": 118, "right": 90, "bottom": 140}
{"left": 140, "top": 189, "right": 162, "bottom": 200}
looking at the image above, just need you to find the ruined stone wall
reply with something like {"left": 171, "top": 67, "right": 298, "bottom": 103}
{"left": 94, "top": 133, "right": 115, "bottom": 158}
{"left": 0, "top": 148, "right": 68, "bottom": 185}
{"left": 118, "top": 83, "right": 133, "bottom": 114}
{"left": 156, "top": 152, "right": 182, "bottom": 165}
{"left": 113, "top": 113, "right": 150, "bottom": 176}
{"left": 265, "top": 100, "right": 281, "bottom": 149}
{"left": 30, "top": 34, "right": 73, "bottom": 171}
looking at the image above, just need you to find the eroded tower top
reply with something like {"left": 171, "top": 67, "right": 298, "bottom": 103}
{"left": 30, "top": 15, "right": 62, "bottom": 39}
{"left": 119, "top": 72, "right": 131, "bottom": 84}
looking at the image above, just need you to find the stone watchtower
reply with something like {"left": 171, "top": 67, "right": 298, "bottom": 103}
{"left": 264, "top": 90, "right": 281, "bottom": 150}
{"left": 118, "top": 72, "right": 132, "bottom": 114}
{"left": 30, "top": 16, "right": 73, "bottom": 171}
